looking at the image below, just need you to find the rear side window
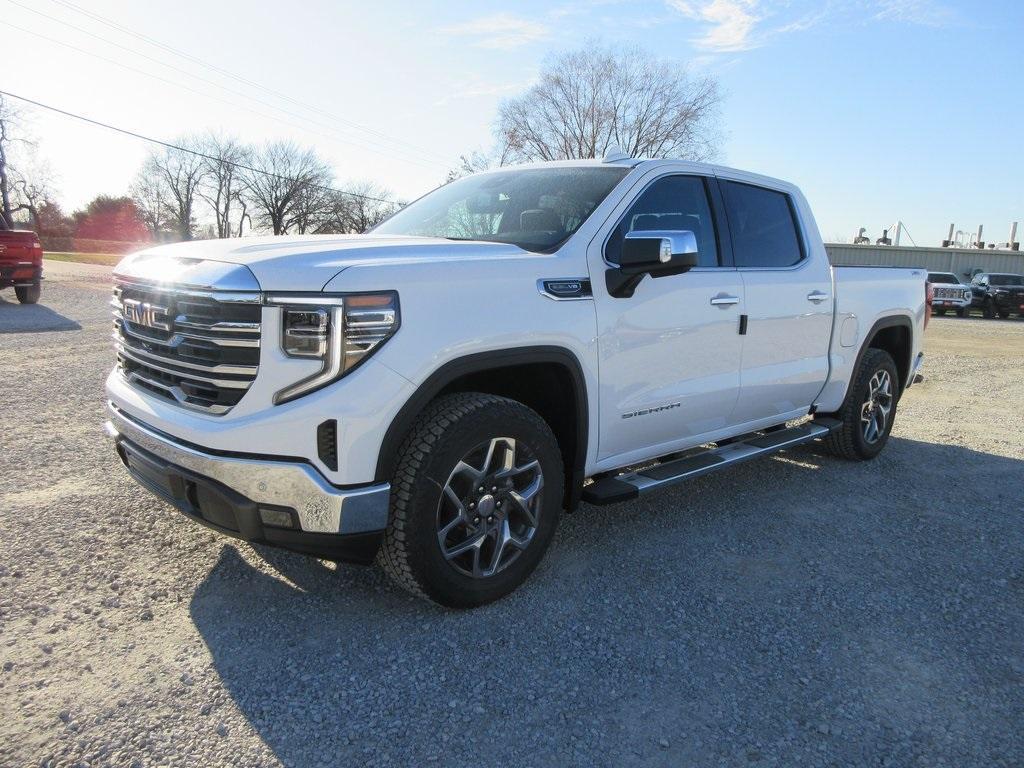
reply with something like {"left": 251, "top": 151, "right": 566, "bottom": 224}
{"left": 605, "top": 175, "right": 719, "bottom": 267}
{"left": 720, "top": 181, "right": 803, "bottom": 268}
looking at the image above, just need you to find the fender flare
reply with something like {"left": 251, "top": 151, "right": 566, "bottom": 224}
{"left": 848, "top": 315, "right": 914, "bottom": 399}
{"left": 374, "top": 346, "right": 590, "bottom": 507}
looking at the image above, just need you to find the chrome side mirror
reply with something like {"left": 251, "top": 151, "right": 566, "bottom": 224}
{"left": 621, "top": 229, "right": 698, "bottom": 266}
{"left": 607, "top": 229, "right": 700, "bottom": 298}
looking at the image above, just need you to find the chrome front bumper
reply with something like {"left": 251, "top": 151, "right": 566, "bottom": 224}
{"left": 104, "top": 404, "right": 390, "bottom": 535}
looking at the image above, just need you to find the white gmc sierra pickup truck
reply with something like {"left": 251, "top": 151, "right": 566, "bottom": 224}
{"left": 105, "top": 157, "right": 927, "bottom": 606}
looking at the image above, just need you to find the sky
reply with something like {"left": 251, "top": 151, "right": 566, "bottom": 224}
{"left": 3, "top": 0, "right": 1022, "bottom": 245}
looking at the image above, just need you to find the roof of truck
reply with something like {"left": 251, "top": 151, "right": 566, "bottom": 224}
{"left": 498, "top": 157, "right": 800, "bottom": 195}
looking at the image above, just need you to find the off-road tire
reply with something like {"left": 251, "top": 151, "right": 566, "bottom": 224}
{"left": 15, "top": 283, "right": 40, "bottom": 304}
{"left": 823, "top": 348, "right": 899, "bottom": 461}
{"left": 377, "top": 392, "right": 563, "bottom": 608}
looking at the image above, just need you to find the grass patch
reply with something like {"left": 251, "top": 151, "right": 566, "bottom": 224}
{"left": 44, "top": 251, "right": 124, "bottom": 266}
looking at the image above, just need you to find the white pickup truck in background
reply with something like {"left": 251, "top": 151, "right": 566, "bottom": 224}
{"left": 927, "top": 271, "right": 972, "bottom": 317}
{"left": 105, "top": 157, "right": 927, "bottom": 606}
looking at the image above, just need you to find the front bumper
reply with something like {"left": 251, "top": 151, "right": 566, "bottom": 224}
{"left": 105, "top": 405, "right": 390, "bottom": 562}
{"left": 930, "top": 297, "right": 970, "bottom": 309}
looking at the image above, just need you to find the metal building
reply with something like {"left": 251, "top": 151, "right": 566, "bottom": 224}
{"left": 825, "top": 244, "right": 1024, "bottom": 279}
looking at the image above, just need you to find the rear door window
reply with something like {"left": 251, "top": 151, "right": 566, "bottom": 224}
{"left": 720, "top": 181, "right": 803, "bottom": 268}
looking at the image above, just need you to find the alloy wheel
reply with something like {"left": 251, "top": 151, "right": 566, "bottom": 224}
{"left": 436, "top": 437, "right": 544, "bottom": 579}
{"left": 860, "top": 369, "right": 893, "bottom": 444}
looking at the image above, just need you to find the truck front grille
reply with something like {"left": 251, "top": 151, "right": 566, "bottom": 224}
{"left": 112, "top": 281, "right": 261, "bottom": 414}
{"left": 933, "top": 286, "right": 970, "bottom": 301}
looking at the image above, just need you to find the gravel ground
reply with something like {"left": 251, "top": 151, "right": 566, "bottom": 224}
{"left": 1, "top": 261, "right": 1022, "bottom": 768}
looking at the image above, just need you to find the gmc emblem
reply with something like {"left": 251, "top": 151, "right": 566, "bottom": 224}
{"left": 123, "top": 298, "right": 171, "bottom": 331}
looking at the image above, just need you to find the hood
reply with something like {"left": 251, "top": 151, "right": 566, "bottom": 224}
{"left": 114, "top": 234, "right": 535, "bottom": 291}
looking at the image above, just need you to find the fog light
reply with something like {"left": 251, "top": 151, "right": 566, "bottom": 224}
{"left": 259, "top": 507, "right": 296, "bottom": 529}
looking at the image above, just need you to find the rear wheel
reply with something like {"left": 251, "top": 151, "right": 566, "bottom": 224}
{"left": 824, "top": 348, "right": 899, "bottom": 461}
{"left": 15, "top": 283, "right": 40, "bottom": 304}
{"left": 378, "top": 393, "right": 563, "bottom": 608}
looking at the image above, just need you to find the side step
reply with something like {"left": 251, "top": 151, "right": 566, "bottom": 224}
{"left": 581, "top": 418, "right": 841, "bottom": 506}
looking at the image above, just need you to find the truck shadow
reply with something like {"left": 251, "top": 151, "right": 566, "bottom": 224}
{"left": 189, "top": 436, "right": 1024, "bottom": 767}
{"left": 0, "top": 294, "right": 81, "bottom": 333}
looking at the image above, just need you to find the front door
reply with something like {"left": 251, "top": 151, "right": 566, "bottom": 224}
{"left": 588, "top": 172, "right": 745, "bottom": 466}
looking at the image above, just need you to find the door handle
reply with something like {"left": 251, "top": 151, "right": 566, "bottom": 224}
{"left": 710, "top": 294, "right": 740, "bottom": 307}
{"left": 807, "top": 291, "right": 830, "bottom": 303}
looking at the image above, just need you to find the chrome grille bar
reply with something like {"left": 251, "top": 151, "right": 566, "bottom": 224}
{"left": 112, "top": 277, "right": 261, "bottom": 413}
{"left": 115, "top": 344, "right": 252, "bottom": 389}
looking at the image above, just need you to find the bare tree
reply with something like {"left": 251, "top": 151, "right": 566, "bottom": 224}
{"left": 197, "top": 133, "right": 248, "bottom": 238}
{"left": 0, "top": 95, "right": 33, "bottom": 229}
{"left": 318, "top": 182, "right": 397, "bottom": 234}
{"left": 130, "top": 164, "right": 172, "bottom": 239}
{"left": 496, "top": 44, "right": 721, "bottom": 163}
{"left": 290, "top": 180, "right": 338, "bottom": 235}
{"left": 242, "top": 141, "right": 333, "bottom": 235}
{"left": 444, "top": 151, "right": 494, "bottom": 183}
{"left": 8, "top": 156, "right": 57, "bottom": 232}
{"left": 138, "top": 139, "right": 207, "bottom": 241}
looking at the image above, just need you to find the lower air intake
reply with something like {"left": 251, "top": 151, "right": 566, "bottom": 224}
{"left": 317, "top": 420, "right": 338, "bottom": 471}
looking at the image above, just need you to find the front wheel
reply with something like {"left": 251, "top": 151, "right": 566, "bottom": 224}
{"left": 955, "top": 307, "right": 967, "bottom": 318}
{"left": 378, "top": 393, "right": 563, "bottom": 607}
{"left": 823, "top": 348, "right": 899, "bottom": 461}
{"left": 15, "top": 283, "right": 40, "bottom": 304}
{"left": 998, "top": 310, "right": 1010, "bottom": 319}
{"left": 933, "top": 308, "right": 946, "bottom": 316}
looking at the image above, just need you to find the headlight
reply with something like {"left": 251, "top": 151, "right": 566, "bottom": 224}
{"left": 282, "top": 308, "right": 331, "bottom": 357}
{"left": 269, "top": 292, "right": 399, "bottom": 404}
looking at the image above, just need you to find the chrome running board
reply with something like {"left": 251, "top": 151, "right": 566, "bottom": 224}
{"left": 581, "top": 418, "right": 841, "bottom": 505}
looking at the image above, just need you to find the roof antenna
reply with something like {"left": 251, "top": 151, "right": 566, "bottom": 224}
{"left": 602, "top": 145, "right": 629, "bottom": 163}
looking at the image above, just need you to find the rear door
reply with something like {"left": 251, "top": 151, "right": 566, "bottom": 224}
{"left": 716, "top": 178, "right": 833, "bottom": 425}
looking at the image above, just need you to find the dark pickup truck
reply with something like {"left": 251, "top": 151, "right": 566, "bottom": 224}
{"left": 969, "top": 272, "right": 1024, "bottom": 319}
{"left": 0, "top": 229, "right": 43, "bottom": 304}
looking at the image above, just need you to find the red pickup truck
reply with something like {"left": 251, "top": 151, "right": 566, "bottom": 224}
{"left": 0, "top": 229, "right": 42, "bottom": 304}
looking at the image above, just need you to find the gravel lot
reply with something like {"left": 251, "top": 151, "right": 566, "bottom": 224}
{"left": 2, "top": 260, "right": 1022, "bottom": 767}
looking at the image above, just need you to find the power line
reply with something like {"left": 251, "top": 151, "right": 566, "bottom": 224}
{"left": 40, "top": 0, "right": 456, "bottom": 166}
{"left": 0, "top": 16, "right": 448, "bottom": 173}
{"left": 6, "top": 0, "right": 447, "bottom": 169}
{"left": 0, "top": 89, "right": 400, "bottom": 206}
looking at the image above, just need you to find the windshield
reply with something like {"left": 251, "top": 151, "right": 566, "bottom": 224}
{"left": 373, "top": 167, "right": 630, "bottom": 252}
{"left": 928, "top": 273, "right": 958, "bottom": 284}
{"left": 990, "top": 274, "right": 1023, "bottom": 286}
